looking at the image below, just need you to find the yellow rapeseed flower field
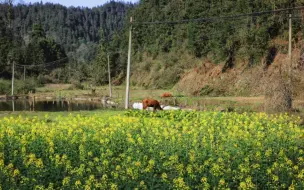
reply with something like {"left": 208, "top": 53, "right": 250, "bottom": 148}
{"left": 0, "top": 110, "right": 303, "bottom": 189}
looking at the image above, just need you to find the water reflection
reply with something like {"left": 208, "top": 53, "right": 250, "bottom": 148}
{"left": 0, "top": 100, "right": 105, "bottom": 112}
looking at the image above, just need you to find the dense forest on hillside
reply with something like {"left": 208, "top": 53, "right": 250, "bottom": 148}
{"left": 131, "top": 0, "right": 302, "bottom": 59}
{"left": 1, "top": 0, "right": 304, "bottom": 94}
{"left": 116, "top": 0, "right": 304, "bottom": 90}
{"left": 0, "top": 1, "right": 133, "bottom": 88}
{"left": 9, "top": 2, "right": 131, "bottom": 51}
{"left": 129, "top": 0, "right": 304, "bottom": 63}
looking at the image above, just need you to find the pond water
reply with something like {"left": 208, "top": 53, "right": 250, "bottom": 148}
{"left": 0, "top": 100, "right": 106, "bottom": 112}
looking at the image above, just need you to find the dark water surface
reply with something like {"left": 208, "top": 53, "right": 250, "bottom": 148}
{"left": 0, "top": 100, "right": 105, "bottom": 112}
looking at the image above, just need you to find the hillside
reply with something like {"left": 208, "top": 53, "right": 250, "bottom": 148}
{"left": 1, "top": 0, "right": 304, "bottom": 98}
{"left": 119, "top": 0, "right": 304, "bottom": 97}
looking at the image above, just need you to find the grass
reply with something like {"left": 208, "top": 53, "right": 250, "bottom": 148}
{"left": 35, "top": 85, "right": 173, "bottom": 100}
{"left": 35, "top": 84, "right": 263, "bottom": 104}
{"left": 1, "top": 83, "right": 303, "bottom": 115}
{"left": 0, "top": 110, "right": 125, "bottom": 120}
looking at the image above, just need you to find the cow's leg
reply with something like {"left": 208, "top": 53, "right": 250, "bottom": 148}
{"left": 153, "top": 105, "right": 157, "bottom": 112}
{"left": 143, "top": 104, "right": 147, "bottom": 110}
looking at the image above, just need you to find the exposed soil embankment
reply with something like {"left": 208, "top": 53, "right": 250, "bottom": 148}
{"left": 175, "top": 49, "right": 304, "bottom": 98}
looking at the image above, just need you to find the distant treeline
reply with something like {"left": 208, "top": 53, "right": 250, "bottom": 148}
{"left": 0, "top": 1, "right": 133, "bottom": 82}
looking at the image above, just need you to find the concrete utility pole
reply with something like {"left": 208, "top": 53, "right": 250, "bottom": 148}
{"left": 289, "top": 14, "right": 292, "bottom": 59}
{"left": 288, "top": 13, "right": 292, "bottom": 83}
{"left": 11, "top": 60, "right": 15, "bottom": 112}
{"left": 11, "top": 61, "right": 14, "bottom": 96}
{"left": 23, "top": 66, "right": 26, "bottom": 81}
{"left": 107, "top": 54, "right": 112, "bottom": 98}
{"left": 125, "top": 17, "right": 133, "bottom": 109}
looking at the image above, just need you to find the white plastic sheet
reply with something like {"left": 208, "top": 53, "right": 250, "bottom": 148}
{"left": 132, "top": 102, "right": 143, "bottom": 110}
{"left": 132, "top": 102, "right": 181, "bottom": 111}
{"left": 162, "top": 106, "right": 181, "bottom": 110}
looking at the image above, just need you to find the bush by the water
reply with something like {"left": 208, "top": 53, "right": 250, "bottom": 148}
{"left": 0, "top": 79, "right": 38, "bottom": 94}
{"left": 0, "top": 111, "right": 303, "bottom": 189}
{"left": 0, "top": 79, "right": 10, "bottom": 94}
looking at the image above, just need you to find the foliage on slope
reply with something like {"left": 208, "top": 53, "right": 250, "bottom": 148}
{"left": 107, "top": 0, "right": 304, "bottom": 89}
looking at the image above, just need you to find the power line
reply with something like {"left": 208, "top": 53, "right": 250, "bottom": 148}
{"left": 133, "top": 6, "right": 304, "bottom": 25}
{"left": 108, "top": 50, "right": 126, "bottom": 55}
{"left": 15, "top": 57, "right": 68, "bottom": 69}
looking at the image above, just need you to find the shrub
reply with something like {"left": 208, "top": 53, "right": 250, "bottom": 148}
{"left": 16, "top": 78, "right": 38, "bottom": 94}
{"left": 264, "top": 73, "right": 292, "bottom": 112}
{"left": 37, "top": 74, "right": 52, "bottom": 85}
{"left": 0, "top": 79, "right": 11, "bottom": 94}
{"left": 0, "top": 79, "right": 38, "bottom": 95}
{"left": 70, "top": 80, "right": 84, "bottom": 90}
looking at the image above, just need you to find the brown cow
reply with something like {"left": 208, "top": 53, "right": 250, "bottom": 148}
{"left": 161, "top": 92, "right": 173, "bottom": 98}
{"left": 142, "top": 98, "right": 163, "bottom": 112}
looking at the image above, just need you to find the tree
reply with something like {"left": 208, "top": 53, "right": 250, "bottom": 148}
{"left": 92, "top": 31, "right": 108, "bottom": 85}
{"left": 24, "top": 24, "right": 67, "bottom": 71}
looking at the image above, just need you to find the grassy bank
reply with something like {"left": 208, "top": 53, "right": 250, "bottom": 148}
{"left": 0, "top": 82, "right": 303, "bottom": 116}
{"left": 0, "top": 110, "right": 125, "bottom": 119}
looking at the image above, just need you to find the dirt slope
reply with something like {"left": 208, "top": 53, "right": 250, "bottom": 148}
{"left": 176, "top": 49, "right": 304, "bottom": 98}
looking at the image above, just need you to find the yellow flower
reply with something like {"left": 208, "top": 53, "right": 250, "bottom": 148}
{"left": 219, "top": 178, "right": 225, "bottom": 185}
{"left": 297, "top": 170, "right": 304, "bottom": 179}
{"left": 140, "top": 181, "right": 145, "bottom": 186}
{"left": 286, "top": 159, "right": 293, "bottom": 166}
{"left": 13, "top": 169, "right": 20, "bottom": 177}
{"left": 116, "top": 165, "right": 121, "bottom": 171}
{"left": 110, "top": 183, "right": 118, "bottom": 190}
{"left": 161, "top": 173, "right": 168, "bottom": 181}
{"left": 62, "top": 177, "right": 70, "bottom": 186}
{"left": 148, "top": 159, "right": 155, "bottom": 166}
{"left": 253, "top": 164, "right": 260, "bottom": 169}
{"left": 265, "top": 149, "right": 272, "bottom": 157}
{"left": 134, "top": 161, "right": 141, "bottom": 167}
{"left": 272, "top": 175, "right": 279, "bottom": 182}
{"left": 75, "top": 180, "right": 82, "bottom": 186}
{"left": 201, "top": 177, "right": 207, "bottom": 183}
{"left": 7, "top": 163, "right": 14, "bottom": 169}
{"left": 288, "top": 182, "right": 295, "bottom": 190}
{"left": 239, "top": 182, "right": 246, "bottom": 189}
{"left": 36, "top": 159, "right": 44, "bottom": 168}
{"left": 173, "top": 177, "right": 190, "bottom": 190}
{"left": 84, "top": 185, "right": 91, "bottom": 190}
{"left": 187, "top": 165, "right": 192, "bottom": 174}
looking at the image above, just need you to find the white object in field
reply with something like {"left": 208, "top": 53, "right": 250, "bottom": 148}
{"left": 132, "top": 102, "right": 143, "bottom": 110}
{"left": 102, "top": 96, "right": 117, "bottom": 106}
{"left": 184, "top": 108, "right": 194, "bottom": 111}
{"left": 106, "top": 100, "right": 117, "bottom": 105}
{"left": 162, "top": 106, "right": 181, "bottom": 110}
{"left": 132, "top": 103, "right": 180, "bottom": 111}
